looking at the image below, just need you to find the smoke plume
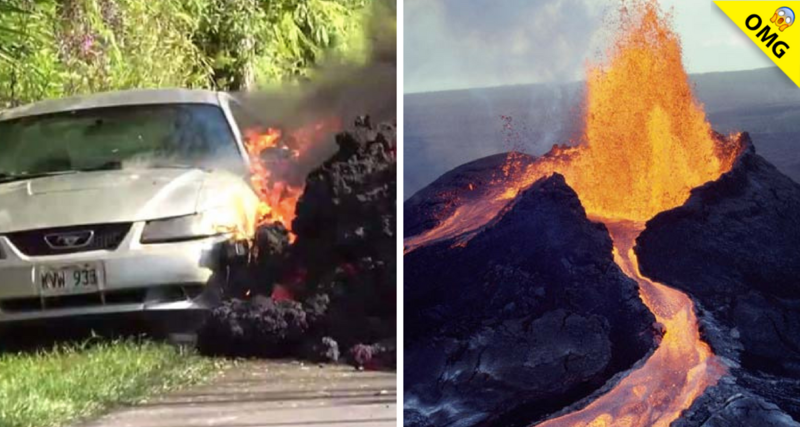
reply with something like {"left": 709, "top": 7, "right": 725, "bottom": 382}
{"left": 233, "top": 0, "right": 396, "bottom": 185}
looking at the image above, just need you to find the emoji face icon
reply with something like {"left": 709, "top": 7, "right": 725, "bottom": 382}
{"left": 771, "top": 7, "right": 795, "bottom": 31}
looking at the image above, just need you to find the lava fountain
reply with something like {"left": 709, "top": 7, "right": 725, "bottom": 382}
{"left": 405, "top": 1, "right": 745, "bottom": 425}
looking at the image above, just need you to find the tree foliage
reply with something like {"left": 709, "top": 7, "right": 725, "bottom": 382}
{"left": 0, "top": 0, "right": 370, "bottom": 108}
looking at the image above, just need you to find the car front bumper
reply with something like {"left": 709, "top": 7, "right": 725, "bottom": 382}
{"left": 0, "top": 222, "right": 229, "bottom": 323}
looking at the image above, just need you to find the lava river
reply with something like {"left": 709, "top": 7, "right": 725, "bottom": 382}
{"left": 536, "top": 221, "right": 725, "bottom": 427}
{"left": 405, "top": 2, "right": 745, "bottom": 426}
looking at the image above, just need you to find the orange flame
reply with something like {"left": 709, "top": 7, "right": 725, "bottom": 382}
{"left": 243, "top": 119, "right": 341, "bottom": 238}
{"left": 243, "top": 127, "right": 296, "bottom": 231}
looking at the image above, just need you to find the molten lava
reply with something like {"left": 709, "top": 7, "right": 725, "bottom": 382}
{"left": 243, "top": 119, "right": 340, "bottom": 235}
{"left": 565, "top": 2, "right": 740, "bottom": 221}
{"left": 536, "top": 221, "right": 726, "bottom": 427}
{"left": 405, "top": 1, "right": 746, "bottom": 424}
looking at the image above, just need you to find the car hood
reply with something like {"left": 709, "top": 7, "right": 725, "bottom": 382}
{"left": 0, "top": 168, "right": 250, "bottom": 233}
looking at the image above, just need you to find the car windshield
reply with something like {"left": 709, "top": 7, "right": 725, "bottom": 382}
{"left": 0, "top": 103, "right": 244, "bottom": 179}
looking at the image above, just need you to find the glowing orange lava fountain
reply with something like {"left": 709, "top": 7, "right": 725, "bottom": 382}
{"left": 405, "top": 2, "right": 745, "bottom": 425}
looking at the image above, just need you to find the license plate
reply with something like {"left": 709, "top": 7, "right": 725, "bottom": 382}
{"left": 38, "top": 263, "right": 104, "bottom": 296}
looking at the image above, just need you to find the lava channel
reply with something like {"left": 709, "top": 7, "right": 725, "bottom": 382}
{"left": 535, "top": 220, "right": 726, "bottom": 427}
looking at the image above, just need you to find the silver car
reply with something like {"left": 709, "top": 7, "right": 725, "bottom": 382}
{"left": 0, "top": 89, "right": 260, "bottom": 324}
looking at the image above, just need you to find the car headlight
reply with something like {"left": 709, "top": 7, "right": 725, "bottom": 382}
{"left": 141, "top": 207, "right": 241, "bottom": 244}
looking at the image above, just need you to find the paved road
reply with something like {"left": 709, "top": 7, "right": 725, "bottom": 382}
{"left": 81, "top": 360, "right": 397, "bottom": 427}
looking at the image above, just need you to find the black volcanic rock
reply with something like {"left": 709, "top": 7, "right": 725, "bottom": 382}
{"left": 405, "top": 171, "right": 656, "bottom": 427}
{"left": 699, "top": 396, "right": 798, "bottom": 427}
{"left": 636, "top": 133, "right": 800, "bottom": 423}
{"left": 200, "top": 119, "right": 397, "bottom": 363}
{"left": 404, "top": 152, "right": 536, "bottom": 237}
{"left": 199, "top": 296, "right": 310, "bottom": 357}
{"left": 673, "top": 380, "right": 800, "bottom": 427}
{"left": 291, "top": 119, "right": 397, "bottom": 352}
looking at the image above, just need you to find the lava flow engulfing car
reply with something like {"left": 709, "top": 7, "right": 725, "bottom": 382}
{"left": 0, "top": 90, "right": 397, "bottom": 377}
{"left": 200, "top": 116, "right": 397, "bottom": 367}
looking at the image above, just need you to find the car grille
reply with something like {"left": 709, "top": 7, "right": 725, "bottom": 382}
{"left": 6, "top": 223, "right": 132, "bottom": 256}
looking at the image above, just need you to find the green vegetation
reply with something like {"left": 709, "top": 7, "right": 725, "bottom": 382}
{"left": 0, "top": 339, "right": 220, "bottom": 427}
{"left": 0, "top": 0, "right": 371, "bottom": 108}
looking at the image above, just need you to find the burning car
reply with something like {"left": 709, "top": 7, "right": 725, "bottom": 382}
{"left": 0, "top": 89, "right": 260, "bottom": 327}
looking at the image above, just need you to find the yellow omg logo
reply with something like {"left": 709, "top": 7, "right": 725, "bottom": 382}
{"left": 744, "top": 8, "right": 791, "bottom": 58}
{"left": 715, "top": 1, "right": 800, "bottom": 87}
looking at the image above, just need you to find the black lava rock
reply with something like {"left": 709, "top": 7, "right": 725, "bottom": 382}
{"left": 673, "top": 380, "right": 800, "bottom": 427}
{"left": 200, "top": 118, "right": 397, "bottom": 365}
{"left": 255, "top": 223, "right": 290, "bottom": 268}
{"left": 300, "top": 336, "right": 340, "bottom": 363}
{"left": 291, "top": 118, "right": 396, "bottom": 289}
{"left": 349, "top": 339, "right": 397, "bottom": 370}
{"left": 224, "top": 223, "right": 291, "bottom": 299}
{"left": 700, "top": 395, "right": 799, "bottom": 427}
{"left": 404, "top": 152, "right": 535, "bottom": 238}
{"left": 405, "top": 168, "right": 656, "bottom": 427}
{"left": 289, "top": 117, "right": 397, "bottom": 356}
{"left": 636, "top": 133, "right": 800, "bottom": 423}
{"left": 198, "top": 296, "right": 309, "bottom": 357}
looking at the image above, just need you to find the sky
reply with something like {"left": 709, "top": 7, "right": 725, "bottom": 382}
{"left": 404, "top": 0, "right": 774, "bottom": 93}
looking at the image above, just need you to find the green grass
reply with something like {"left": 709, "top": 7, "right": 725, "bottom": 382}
{"left": 0, "top": 339, "right": 222, "bottom": 427}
